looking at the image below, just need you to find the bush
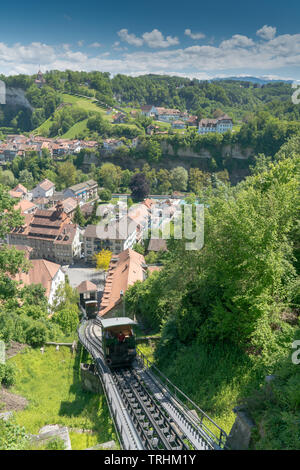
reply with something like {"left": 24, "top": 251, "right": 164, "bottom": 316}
{"left": 25, "top": 323, "right": 48, "bottom": 347}
{"left": 45, "top": 437, "right": 66, "bottom": 450}
{"left": 0, "top": 418, "right": 28, "bottom": 450}
{"left": 99, "top": 188, "right": 112, "bottom": 201}
{"left": 52, "top": 305, "right": 79, "bottom": 336}
{"left": 1, "top": 363, "right": 17, "bottom": 387}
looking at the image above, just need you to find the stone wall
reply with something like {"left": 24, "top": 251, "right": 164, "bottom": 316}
{"left": 80, "top": 363, "right": 103, "bottom": 394}
{"left": 226, "top": 406, "right": 256, "bottom": 450}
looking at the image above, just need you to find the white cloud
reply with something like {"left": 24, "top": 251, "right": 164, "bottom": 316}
{"left": 77, "top": 40, "right": 84, "bottom": 47}
{"left": 257, "top": 25, "right": 277, "bottom": 40}
{"left": 117, "top": 29, "right": 143, "bottom": 47}
{"left": 89, "top": 42, "right": 102, "bottom": 48}
{"left": 220, "top": 35, "right": 255, "bottom": 49}
{"left": 184, "top": 29, "right": 205, "bottom": 40}
{"left": 0, "top": 29, "right": 300, "bottom": 80}
{"left": 117, "top": 28, "right": 179, "bottom": 48}
{"left": 142, "top": 29, "right": 179, "bottom": 48}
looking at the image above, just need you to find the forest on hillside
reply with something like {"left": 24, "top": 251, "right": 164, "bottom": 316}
{"left": 0, "top": 71, "right": 299, "bottom": 134}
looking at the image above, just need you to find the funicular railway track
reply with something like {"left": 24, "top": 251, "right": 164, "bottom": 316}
{"left": 78, "top": 318, "right": 227, "bottom": 451}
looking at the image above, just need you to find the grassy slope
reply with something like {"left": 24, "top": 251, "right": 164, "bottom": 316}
{"left": 157, "top": 341, "right": 264, "bottom": 435}
{"left": 60, "top": 118, "right": 89, "bottom": 139}
{"left": 33, "top": 117, "right": 53, "bottom": 136}
{"left": 59, "top": 94, "right": 112, "bottom": 121}
{"left": 34, "top": 94, "right": 140, "bottom": 138}
{"left": 8, "top": 346, "right": 117, "bottom": 450}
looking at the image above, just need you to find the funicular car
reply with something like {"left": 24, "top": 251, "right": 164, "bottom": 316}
{"left": 100, "top": 317, "right": 137, "bottom": 368}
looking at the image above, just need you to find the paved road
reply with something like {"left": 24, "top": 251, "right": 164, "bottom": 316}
{"left": 63, "top": 262, "right": 106, "bottom": 291}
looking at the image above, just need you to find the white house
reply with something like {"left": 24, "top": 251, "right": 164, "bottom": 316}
{"left": 32, "top": 179, "right": 55, "bottom": 199}
{"left": 140, "top": 105, "right": 157, "bottom": 117}
{"left": 198, "top": 115, "right": 233, "bottom": 135}
{"left": 12, "top": 255, "right": 65, "bottom": 307}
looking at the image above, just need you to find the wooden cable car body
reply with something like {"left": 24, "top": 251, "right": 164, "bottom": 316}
{"left": 100, "top": 317, "right": 137, "bottom": 368}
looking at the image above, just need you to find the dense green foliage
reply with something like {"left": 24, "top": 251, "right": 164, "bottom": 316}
{"left": 0, "top": 417, "right": 28, "bottom": 450}
{"left": 0, "top": 362, "right": 16, "bottom": 387}
{"left": 126, "top": 136, "right": 300, "bottom": 448}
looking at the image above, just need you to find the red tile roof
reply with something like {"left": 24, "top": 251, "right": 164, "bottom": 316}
{"left": 76, "top": 280, "right": 97, "bottom": 294}
{"left": 98, "top": 249, "right": 146, "bottom": 317}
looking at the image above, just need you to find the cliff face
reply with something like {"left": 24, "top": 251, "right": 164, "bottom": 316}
{"left": 83, "top": 148, "right": 253, "bottom": 185}
{"left": 5, "top": 88, "right": 33, "bottom": 110}
{"left": 160, "top": 141, "right": 253, "bottom": 160}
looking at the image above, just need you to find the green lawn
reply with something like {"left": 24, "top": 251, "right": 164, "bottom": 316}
{"left": 60, "top": 94, "right": 112, "bottom": 121}
{"left": 60, "top": 118, "right": 89, "bottom": 139}
{"left": 8, "top": 346, "right": 117, "bottom": 450}
{"left": 33, "top": 117, "right": 53, "bottom": 136}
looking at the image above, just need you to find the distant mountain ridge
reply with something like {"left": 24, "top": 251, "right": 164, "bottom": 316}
{"left": 212, "top": 76, "right": 294, "bottom": 85}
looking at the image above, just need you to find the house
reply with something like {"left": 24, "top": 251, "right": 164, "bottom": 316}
{"left": 32, "top": 179, "right": 55, "bottom": 199}
{"left": 56, "top": 197, "right": 78, "bottom": 219}
{"left": 186, "top": 116, "right": 198, "bottom": 127}
{"left": 63, "top": 180, "right": 98, "bottom": 202}
{"left": 172, "top": 120, "right": 186, "bottom": 129}
{"left": 146, "top": 124, "right": 160, "bottom": 135}
{"left": 12, "top": 184, "right": 29, "bottom": 199}
{"left": 83, "top": 216, "right": 138, "bottom": 262}
{"left": 14, "top": 199, "right": 37, "bottom": 215}
{"left": 9, "top": 190, "right": 23, "bottom": 200}
{"left": 155, "top": 107, "right": 181, "bottom": 122}
{"left": 34, "top": 197, "right": 50, "bottom": 210}
{"left": 102, "top": 139, "right": 124, "bottom": 152}
{"left": 198, "top": 114, "right": 233, "bottom": 134}
{"left": 10, "top": 246, "right": 65, "bottom": 307}
{"left": 8, "top": 202, "right": 81, "bottom": 265}
{"left": 98, "top": 248, "right": 147, "bottom": 318}
{"left": 140, "top": 105, "right": 157, "bottom": 117}
{"left": 112, "top": 112, "right": 126, "bottom": 124}
{"left": 128, "top": 203, "right": 151, "bottom": 242}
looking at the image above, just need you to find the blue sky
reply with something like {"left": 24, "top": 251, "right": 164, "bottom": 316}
{"left": 1, "top": 0, "right": 300, "bottom": 79}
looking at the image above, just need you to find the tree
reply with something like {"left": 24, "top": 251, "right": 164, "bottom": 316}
{"left": 20, "top": 284, "right": 48, "bottom": 309}
{"left": 56, "top": 161, "right": 77, "bottom": 189}
{"left": 99, "top": 189, "right": 112, "bottom": 202}
{"left": 19, "top": 169, "right": 34, "bottom": 188}
{"left": 94, "top": 249, "right": 112, "bottom": 271}
{"left": 189, "top": 168, "right": 206, "bottom": 194}
{"left": 0, "top": 185, "right": 24, "bottom": 240}
{"left": 156, "top": 169, "right": 171, "bottom": 194}
{"left": 143, "top": 138, "right": 162, "bottom": 162}
{"left": 98, "top": 163, "right": 122, "bottom": 192}
{"left": 52, "top": 281, "right": 79, "bottom": 312}
{"left": 0, "top": 170, "right": 15, "bottom": 188}
{"left": 129, "top": 173, "right": 150, "bottom": 201}
{"left": 73, "top": 204, "right": 86, "bottom": 226}
{"left": 170, "top": 167, "right": 188, "bottom": 192}
{"left": 52, "top": 305, "right": 79, "bottom": 336}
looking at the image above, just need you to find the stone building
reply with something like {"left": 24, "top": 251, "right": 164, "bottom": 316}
{"left": 8, "top": 202, "right": 81, "bottom": 265}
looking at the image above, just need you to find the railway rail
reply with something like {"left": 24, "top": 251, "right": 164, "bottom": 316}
{"left": 78, "top": 318, "right": 228, "bottom": 451}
